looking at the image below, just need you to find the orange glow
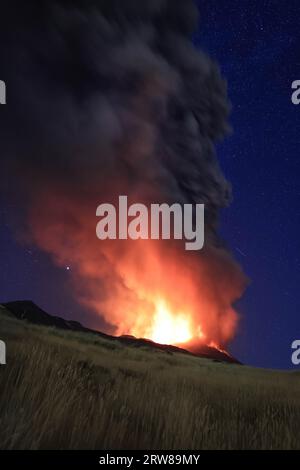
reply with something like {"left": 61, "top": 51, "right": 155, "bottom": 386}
{"left": 147, "top": 299, "right": 193, "bottom": 344}
{"left": 28, "top": 191, "right": 247, "bottom": 350}
{"left": 208, "top": 341, "right": 230, "bottom": 355}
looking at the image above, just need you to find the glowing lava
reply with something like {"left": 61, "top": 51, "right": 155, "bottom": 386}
{"left": 148, "top": 300, "right": 192, "bottom": 344}
{"left": 28, "top": 196, "right": 246, "bottom": 350}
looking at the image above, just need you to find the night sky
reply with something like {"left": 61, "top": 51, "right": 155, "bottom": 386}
{"left": 196, "top": 0, "right": 300, "bottom": 368}
{"left": 1, "top": 0, "right": 299, "bottom": 369}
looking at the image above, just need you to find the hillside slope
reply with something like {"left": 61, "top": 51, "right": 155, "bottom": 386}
{"left": 0, "top": 306, "right": 299, "bottom": 450}
{"left": 2, "top": 300, "right": 241, "bottom": 364}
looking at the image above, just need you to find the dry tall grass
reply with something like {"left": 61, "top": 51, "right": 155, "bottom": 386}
{"left": 0, "top": 308, "right": 299, "bottom": 449}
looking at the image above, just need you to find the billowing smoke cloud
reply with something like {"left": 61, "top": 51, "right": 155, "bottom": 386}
{"left": 0, "top": 0, "right": 247, "bottom": 346}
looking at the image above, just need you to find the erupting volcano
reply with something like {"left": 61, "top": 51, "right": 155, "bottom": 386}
{"left": 1, "top": 0, "right": 247, "bottom": 352}
{"left": 149, "top": 300, "right": 195, "bottom": 345}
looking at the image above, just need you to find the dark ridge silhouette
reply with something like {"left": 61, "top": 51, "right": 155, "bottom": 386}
{"left": 1, "top": 300, "right": 241, "bottom": 364}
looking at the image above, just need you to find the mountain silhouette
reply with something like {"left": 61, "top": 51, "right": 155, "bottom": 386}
{"left": 2, "top": 300, "right": 241, "bottom": 364}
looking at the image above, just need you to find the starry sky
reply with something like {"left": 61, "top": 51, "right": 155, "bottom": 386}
{"left": 195, "top": 0, "right": 300, "bottom": 368}
{"left": 1, "top": 0, "right": 299, "bottom": 369}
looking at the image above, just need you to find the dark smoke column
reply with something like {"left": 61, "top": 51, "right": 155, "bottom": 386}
{"left": 0, "top": 0, "right": 247, "bottom": 345}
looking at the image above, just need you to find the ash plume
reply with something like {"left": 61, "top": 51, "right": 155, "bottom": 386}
{"left": 0, "top": 0, "right": 247, "bottom": 345}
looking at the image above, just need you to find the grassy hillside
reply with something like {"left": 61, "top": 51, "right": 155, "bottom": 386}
{"left": 0, "top": 305, "right": 299, "bottom": 450}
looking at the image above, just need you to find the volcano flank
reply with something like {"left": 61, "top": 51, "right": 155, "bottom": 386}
{"left": 1, "top": 301, "right": 241, "bottom": 365}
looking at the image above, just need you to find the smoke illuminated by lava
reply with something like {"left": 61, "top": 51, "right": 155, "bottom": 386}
{"left": 26, "top": 187, "right": 246, "bottom": 347}
{"left": 1, "top": 0, "right": 247, "bottom": 348}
